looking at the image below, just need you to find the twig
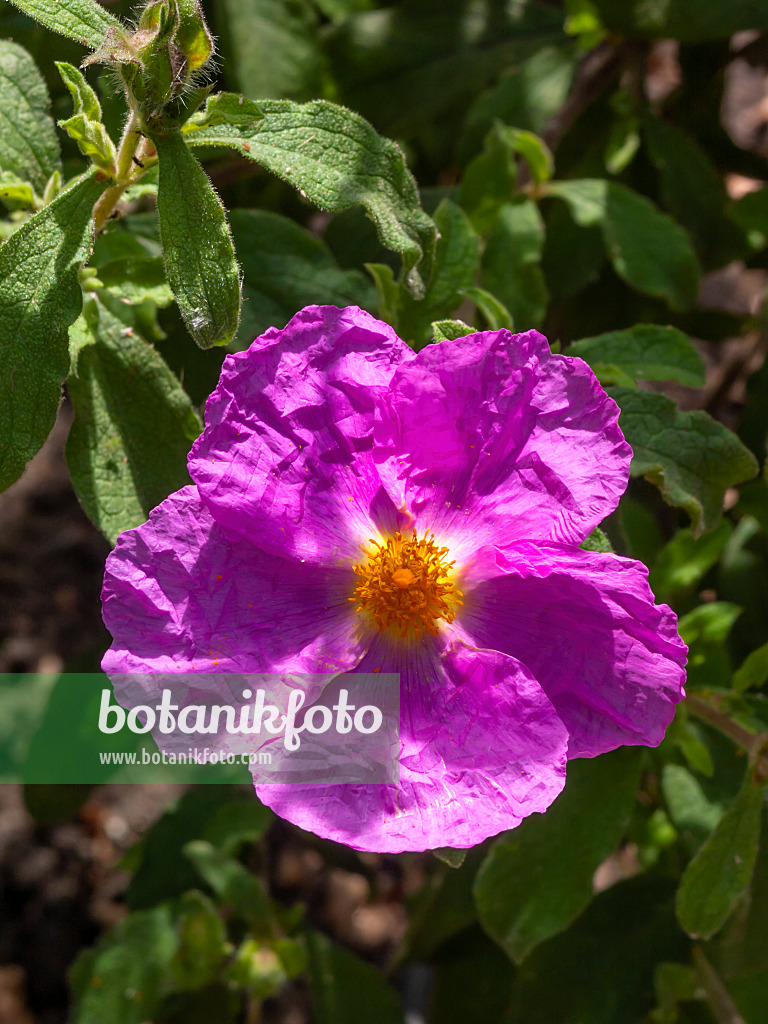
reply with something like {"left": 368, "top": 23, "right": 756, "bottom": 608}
{"left": 692, "top": 946, "right": 747, "bottom": 1024}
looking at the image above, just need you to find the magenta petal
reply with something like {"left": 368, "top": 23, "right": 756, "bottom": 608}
{"left": 374, "top": 329, "right": 632, "bottom": 554}
{"left": 189, "top": 305, "right": 413, "bottom": 565}
{"left": 255, "top": 632, "right": 568, "bottom": 853}
{"left": 460, "top": 542, "right": 687, "bottom": 758}
{"left": 101, "top": 486, "right": 367, "bottom": 675}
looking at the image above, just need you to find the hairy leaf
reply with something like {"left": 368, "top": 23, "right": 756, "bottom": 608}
{"left": 0, "top": 39, "right": 61, "bottom": 193}
{"left": 569, "top": 325, "right": 705, "bottom": 387}
{"left": 186, "top": 98, "right": 436, "bottom": 297}
{"left": 547, "top": 179, "right": 700, "bottom": 309}
{"left": 96, "top": 256, "right": 173, "bottom": 307}
{"left": 58, "top": 112, "right": 117, "bottom": 171}
{"left": 4, "top": 0, "right": 124, "bottom": 49}
{"left": 0, "top": 171, "right": 107, "bottom": 491}
{"left": 151, "top": 129, "right": 241, "bottom": 348}
{"left": 66, "top": 297, "right": 201, "bottom": 543}
{"left": 676, "top": 768, "right": 765, "bottom": 939}
{"left": 610, "top": 387, "right": 758, "bottom": 535}
{"left": 474, "top": 749, "right": 643, "bottom": 964}
{"left": 56, "top": 60, "right": 101, "bottom": 119}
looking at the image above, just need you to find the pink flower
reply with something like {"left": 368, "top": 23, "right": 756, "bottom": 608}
{"left": 102, "top": 306, "right": 686, "bottom": 852}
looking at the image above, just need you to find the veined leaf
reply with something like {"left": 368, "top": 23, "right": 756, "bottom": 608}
{"left": 186, "top": 98, "right": 436, "bottom": 297}
{"left": 610, "top": 387, "right": 758, "bottom": 535}
{"left": 569, "top": 325, "right": 705, "bottom": 387}
{"left": 151, "top": 128, "right": 241, "bottom": 348}
{"left": 66, "top": 296, "right": 201, "bottom": 542}
{"left": 0, "top": 39, "right": 61, "bottom": 194}
{"left": 55, "top": 60, "right": 101, "bottom": 120}
{"left": 0, "top": 171, "right": 108, "bottom": 492}
{"left": 3, "top": 0, "right": 124, "bottom": 49}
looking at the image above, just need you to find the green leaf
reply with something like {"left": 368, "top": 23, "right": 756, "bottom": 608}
{"left": 662, "top": 764, "right": 723, "bottom": 842}
{"left": 480, "top": 199, "right": 547, "bottom": 330}
{"left": 169, "top": 891, "right": 228, "bottom": 991}
{"left": 366, "top": 262, "right": 400, "bottom": 326}
{"left": 474, "top": 748, "right": 643, "bottom": 964}
{"left": 432, "top": 319, "right": 475, "bottom": 343}
{"left": 184, "top": 91, "right": 263, "bottom": 131}
{"left": 230, "top": 208, "right": 375, "bottom": 345}
{"left": 733, "top": 643, "right": 768, "bottom": 693}
{"left": 504, "top": 126, "right": 554, "bottom": 186}
{"left": 151, "top": 128, "right": 241, "bottom": 348}
{"left": 580, "top": 526, "right": 614, "bottom": 553}
{"left": 96, "top": 255, "right": 173, "bottom": 307}
{"left": 461, "top": 44, "right": 578, "bottom": 159}
{"left": 676, "top": 767, "right": 765, "bottom": 939}
{"left": 214, "top": 0, "right": 322, "bottom": 99}
{"left": 186, "top": 98, "right": 437, "bottom": 298}
{"left": 398, "top": 198, "right": 479, "bottom": 345}
{"left": 732, "top": 185, "right": 768, "bottom": 251}
{"left": 0, "top": 170, "right": 36, "bottom": 209}
{"left": 458, "top": 123, "right": 517, "bottom": 234}
{"left": 55, "top": 60, "right": 101, "bottom": 120}
{"left": 66, "top": 296, "right": 201, "bottom": 543}
{"left": 610, "top": 387, "right": 759, "bottom": 535}
{"left": 4, "top": 0, "right": 124, "bottom": 49}
{"left": 679, "top": 602, "right": 742, "bottom": 690}
{"left": 0, "top": 39, "right": 61, "bottom": 194}
{"left": 306, "top": 929, "right": 404, "bottom": 1024}
{"left": 644, "top": 118, "right": 730, "bottom": 260}
{"left": 184, "top": 841, "right": 272, "bottom": 927}
{"left": 547, "top": 179, "right": 700, "bottom": 309}
{"left": 0, "top": 170, "right": 107, "bottom": 492}
{"left": 126, "top": 789, "right": 266, "bottom": 910}
{"left": 509, "top": 875, "right": 685, "bottom": 1024}
{"left": 649, "top": 520, "right": 732, "bottom": 602}
{"left": 58, "top": 113, "right": 117, "bottom": 172}
{"left": 69, "top": 906, "right": 178, "bottom": 1024}
{"left": 569, "top": 325, "right": 705, "bottom": 388}
{"left": 463, "top": 286, "right": 512, "bottom": 330}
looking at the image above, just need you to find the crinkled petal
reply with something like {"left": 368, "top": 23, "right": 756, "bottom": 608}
{"left": 189, "top": 306, "right": 413, "bottom": 565}
{"left": 101, "top": 486, "right": 366, "bottom": 675}
{"left": 255, "top": 630, "right": 568, "bottom": 853}
{"left": 374, "top": 329, "right": 632, "bottom": 559}
{"left": 459, "top": 542, "right": 687, "bottom": 758}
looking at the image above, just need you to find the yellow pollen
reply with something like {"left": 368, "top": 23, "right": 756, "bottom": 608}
{"left": 350, "top": 530, "right": 463, "bottom": 639}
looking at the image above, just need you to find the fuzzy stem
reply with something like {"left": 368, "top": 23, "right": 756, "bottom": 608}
{"left": 92, "top": 110, "right": 144, "bottom": 233}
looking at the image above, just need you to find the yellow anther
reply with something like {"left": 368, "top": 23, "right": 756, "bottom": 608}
{"left": 350, "top": 530, "right": 462, "bottom": 639}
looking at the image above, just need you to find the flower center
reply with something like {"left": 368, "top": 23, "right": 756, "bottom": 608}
{"left": 351, "top": 531, "right": 463, "bottom": 639}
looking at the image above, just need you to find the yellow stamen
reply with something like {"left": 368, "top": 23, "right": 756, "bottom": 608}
{"left": 350, "top": 530, "right": 463, "bottom": 639}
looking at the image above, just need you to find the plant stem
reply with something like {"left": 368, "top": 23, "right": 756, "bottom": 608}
{"left": 686, "top": 694, "right": 768, "bottom": 768}
{"left": 692, "top": 946, "right": 747, "bottom": 1024}
{"left": 92, "top": 110, "right": 145, "bottom": 233}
